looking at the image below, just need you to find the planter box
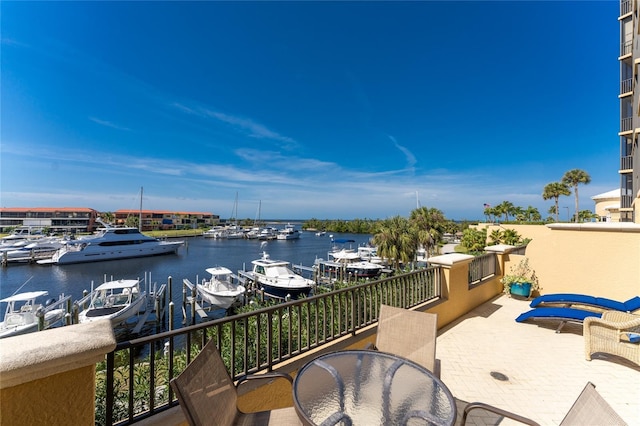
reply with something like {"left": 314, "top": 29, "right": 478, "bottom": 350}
{"left": 510, "top": 283, "right": 532, "bottom": 298}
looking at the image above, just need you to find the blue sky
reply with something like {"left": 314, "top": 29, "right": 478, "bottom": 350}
{"left": 1, "top": 1, "right": 619, "bottom": 221}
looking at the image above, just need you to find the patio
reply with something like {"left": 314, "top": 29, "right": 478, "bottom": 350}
{"left": 440, "top": 295, "right": 639, "bottom": 425}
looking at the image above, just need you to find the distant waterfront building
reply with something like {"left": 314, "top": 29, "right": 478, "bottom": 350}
{"left": 0, "top": 207, "right": 220, "bottom": 233}
{"left": 114, "top": 209, "right": 219, "bottom": 231}
{"left": 619, "top": 0, "right": 639, "bottom": 223}
{"left": 591, "top": 189, "right": 621, "bottom": 222}
{"left": 0, "top": 207, "right": 99, "bottom": 233}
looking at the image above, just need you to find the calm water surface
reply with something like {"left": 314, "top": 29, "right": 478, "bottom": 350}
{"left": 0, "top": 231, "right": 372, "bottom": 323}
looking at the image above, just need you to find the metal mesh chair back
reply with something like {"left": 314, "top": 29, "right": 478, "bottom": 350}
{"left": 560, "top": 382, "right": 627, "bottom": 425}
{"left": 170, "top": 340, "right": 238, "bottom": 426}
{"left": 376, "top": 304, "right": 438, "bottom": 373}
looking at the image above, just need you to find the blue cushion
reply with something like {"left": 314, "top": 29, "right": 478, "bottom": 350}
{"left": 530, "top": 293, "right": 640, "bottom": 312}
{"left": 627, "top": 333, "right": 640, "bottom": 344}
{"left": 516, "top": 307, "right": 602, "bottom": 323}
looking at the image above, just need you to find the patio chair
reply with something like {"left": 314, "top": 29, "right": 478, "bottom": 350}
{"left": 515, "top": 307, "right": 602, "bottom": 333}
{"left": 368, "top": 304, "right": 440, "bottom": 377}
{"left": 530, "top": 293, "right": 640, "bottom": 313}
{"left": 584, "top": 310, "right": 640, "bottom": 366}
{"left": 462, "top": 382, "right": 627, "bottom": 425}
{"left": 170, "top": 339, "right": 301, "bottom": 425}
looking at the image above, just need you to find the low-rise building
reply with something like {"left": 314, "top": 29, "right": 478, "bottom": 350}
{"left": 0, "top": 207, "right": 99, "bottom": 233}
{"left": 114, "top": 209, "right": 219, "bottom": 231}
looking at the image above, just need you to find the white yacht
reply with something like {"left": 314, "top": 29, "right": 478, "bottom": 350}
{"left": 38, "top": 222, "right": 183, "bottom": 265}
{"left": 328, "top": 249, "right": 384, "bottom": 278}
{"left": 248, "top": 252, "right": 313, "bottom": 299}
{"left": 276, "top": 223, "right": 300, "bottom": 240}
{"left": 4, "top": 237, "right": 65, "bottom": 261}
{"left": 78, "top": 279, "right": 147, "bottom": 326}
{"left": 0, "top": 291, "right": 66, "bottom": 339}
{"left": 197, "top": 267, "right": 246, "bottom": 310}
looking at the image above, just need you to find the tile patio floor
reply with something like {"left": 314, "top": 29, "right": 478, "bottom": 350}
{"left": 439, "top": 295, "right": 639, "bottom": 426}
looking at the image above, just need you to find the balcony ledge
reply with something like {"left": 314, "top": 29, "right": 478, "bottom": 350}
{"left": 546, "top": 222, "right": 640, "bottom": 232}
{"left": 0, "top": 320, "right": 116, "bottom": 389}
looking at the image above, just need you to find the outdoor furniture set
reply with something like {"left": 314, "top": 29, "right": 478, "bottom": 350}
{"left": 516, "top": 293, "right": 640, "bottom": 366}
{"left": 170, "top": 302, "right": 629, "bottom": 425}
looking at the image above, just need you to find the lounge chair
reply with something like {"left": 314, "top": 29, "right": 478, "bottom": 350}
{"left": 584, "top": 310, "right": 640, "bottom": 366}
{"left": 170, "top": 339, "right": 301, "bottom": 425}
{"left": 530, "top": 293, "right": 640, "bottom": 313}
{"left": 516, "top": 307, "right": 602, "bottom": 333}
{"left": 462, "top": 382, "right": 627, "bottom": 425}
{"left": 367, "top": 304, "right": 441, "bottom": 377}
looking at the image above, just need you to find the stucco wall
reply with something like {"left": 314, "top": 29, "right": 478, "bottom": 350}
{"left": 480, "top": 223, "right": 640, "bottom": 300}
{"left": 0, "top": 366, "right": 96, "bottom": 425}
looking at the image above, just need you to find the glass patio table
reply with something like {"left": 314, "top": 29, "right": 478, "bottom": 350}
{"left": 293, "top": 349, "right": 457, "bottom": 426}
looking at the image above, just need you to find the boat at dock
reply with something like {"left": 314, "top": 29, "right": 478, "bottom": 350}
{"left": 0, "top": 291, "right": 67, "bottom": 339}
{"left": 243, "top": 251, "right": 314, "bottom": 300}
{"left": 38, "top": 221, "right": 183, "bottom": 265}
{"left": 197, "top": 267, "right": 246, "bottom": 310}
{"left": 276, "top": 223, "right": 300, "bottom": 240}
{"left": 78, "top": 279, "right": 147, "bottom": 326}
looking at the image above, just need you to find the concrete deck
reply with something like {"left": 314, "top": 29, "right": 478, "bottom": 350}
{"left": 439, "top": 295, "right": 639, "bottom": 425}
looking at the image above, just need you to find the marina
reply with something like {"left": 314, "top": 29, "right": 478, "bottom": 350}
{"left": 0, "top": 229, "right": 374, "bottom": 335}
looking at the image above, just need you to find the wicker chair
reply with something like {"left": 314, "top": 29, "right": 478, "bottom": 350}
{"left": 369, "top": 304, "right": 440, "bottom": 377}
{"left": 170, "top": 339, "right": 301, "bottom": 425}
{"left": 462, "top": 382, "right": 627, "bottom": 425}
{"left": 584, "top": 310, "right": 640, "bottom": 366}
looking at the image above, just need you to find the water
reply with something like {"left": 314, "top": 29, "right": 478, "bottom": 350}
{"left": 0, "top": 231, "right": 373, "bottom": 323}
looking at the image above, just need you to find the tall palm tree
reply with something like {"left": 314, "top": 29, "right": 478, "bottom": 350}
{"left": 562, "top": 169, "right": 591, "bottom": 223}
{"left": 497, "top": 201, "right": 515, "bottom": 222}
{"left": 372, "top": 216, "right": 416, "bottom": 270}
{"left": 409, "top": 206, "right": 445, "bottom": 258}
{"left": 542, "top": 182, "right": 571, "bottom": 222}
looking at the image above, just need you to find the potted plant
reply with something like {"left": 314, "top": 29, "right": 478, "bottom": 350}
{"left": 501, "top": 257, "right": 540, "bottom": 298}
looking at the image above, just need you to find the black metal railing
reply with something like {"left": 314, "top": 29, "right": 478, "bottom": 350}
{"left": 101, "top": 266, "right": 458, "bottom": 425}
{"left": 621, "top": 0, "right": 632, "bottom": 16}
{"left": 622, "top": 194, "right": 633, "bottom": 209}
{"left": 621, "top": 117, "right": 633, "bottom": 132}
{"left": 621, "top": 78, "right": 632, "bottom": 95}
{"left": 621, "top": 40, "right": 632, "bottom": 57}
{"left": 621, "top": 155, "right": 633, "bottom": 171}
{"left": 468, "top": 253, "right": 497, "bottom": 286}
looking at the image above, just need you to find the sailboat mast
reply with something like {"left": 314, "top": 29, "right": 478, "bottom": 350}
{"left": 139, "top": 186, "right": 143, "bottom": 231}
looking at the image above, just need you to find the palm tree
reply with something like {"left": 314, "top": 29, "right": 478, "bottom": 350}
{"left": 497, "top": 201, "right": 515, "bottom": 222}
{"left": 372, "top": 216, "right": 416, "bottom": 270}
{"left": 409, "top": 207, "right": 446, "bottom": 258}
{"left": 542, "top": 182, "right": 571, "bottom": 222}
{"left": 562, "top": 169, "right": 591, "bottom": 223}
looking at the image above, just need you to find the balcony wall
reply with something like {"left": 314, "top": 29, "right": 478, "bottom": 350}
{"left": 0, "top": 321, "right": 116, "bottom": 425}
{"left": 478, "top": 223, "right": 640, "bottom": 300}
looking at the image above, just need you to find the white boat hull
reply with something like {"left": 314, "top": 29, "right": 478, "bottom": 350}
{"left": 44, "top": 242, "right": 181, "bottom": 265}
{"left": 197, "top": 284, "right": 246, "bottom": 310}
{"left": 79, "top": 292, "right": 147, "bottom": 326}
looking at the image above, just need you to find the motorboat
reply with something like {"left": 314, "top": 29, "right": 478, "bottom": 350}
{"left": 0, "top": 291, "right": 66, "bottom": 338}
{"left": 197, "top": 267, "right": 246, "bottom": 310}
{"left": 203, "top": 226, "right": 227, "bottom": 239}
{"left": 38, "top": 221, "right": 183, "bottom": 265}
{"left": 357, "top": 245, "right": 383, "bottom": 264}
{"left": 249, "top": 252, "right": 314, "bottom": 299}
{"left": 4, "top": 237, "right": 65, "bottom": 261}
{"left": 329, "top": 249, "right": 384, "bottom": 278}
{"left": 276, "top": 223, "right": 300, "bottom": 240}
{"left": 258, "top": 227, "right": 278, "bottom": 240}
{"left": 0, "top": 227, "right": 47, "bottom": 251}
{"left": 78, "top": 279, "right": 147, "bottom": 326}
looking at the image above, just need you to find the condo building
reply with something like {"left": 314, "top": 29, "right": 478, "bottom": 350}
{"left": 620, "top": 0, "right": 639, "bottom": 222}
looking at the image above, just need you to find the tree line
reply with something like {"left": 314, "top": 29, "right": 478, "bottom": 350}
{"left": 484, "top": 168, "right": 595, "bottom": 223}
